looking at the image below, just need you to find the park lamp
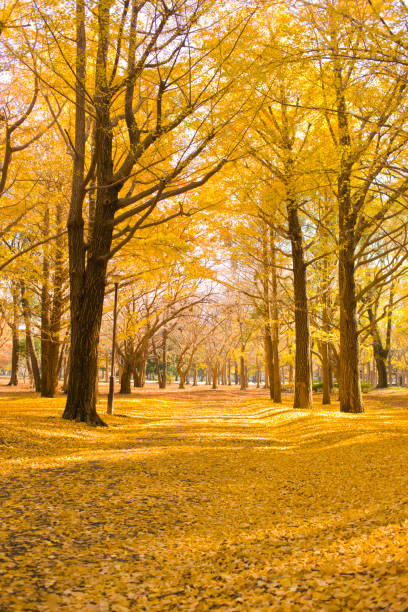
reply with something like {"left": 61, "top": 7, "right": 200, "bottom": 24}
{"left": 107, "top": 274, "right": 121, "bottom": 415}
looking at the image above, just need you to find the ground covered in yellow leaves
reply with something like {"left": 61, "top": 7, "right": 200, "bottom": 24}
{"left": 1, "top": 386, "right": 408, "bottom": 611}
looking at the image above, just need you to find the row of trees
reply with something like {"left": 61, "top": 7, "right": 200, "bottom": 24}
{"left": 2, "top": 0, "right": 408, "bottom": 422}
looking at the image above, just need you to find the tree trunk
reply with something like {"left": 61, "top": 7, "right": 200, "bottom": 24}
{"left": 20, "top": 282, "right": 41, "bottom": 392}
{"left": 8, "top": 284, "right": 19, "bottom": 386}
{"left": 335, "top": 62, "right": 363, "bottom": 414}
{"left": 240, "top": 352, "right": 247, "bottom": 390}
{"left": 26, "top": 341, "right": 33, "bottom": 387}
{"left": 287, "top": 204, "right": 312, "bottom": 409}
{"left": 133, "top": 356, "right": 146, "bottom": 388}
{"left": 159, "top": 328, "right": 167, "bottom": 389}
{"left": 375, "top": 355, "right": 388, "bottom": 388}
{"left": 63, "top": 0, "right": 108, "bottom": 426}
{"left": 321, "top": 254, "right": 331, "bottom": 405}
{"left": 41, "top": 206, "right": 51, "bottom": 396}
{"left": 41, "top": 204, "right": 65, "bottom": 397}
{"left": 321, "top": 341, "right": 331, "bottom": 405}
{"left": 211, "top": 366, "right": 218, "bottom": 389}
{"left": 338, "top": 248, "right": 363, "bottom": 412}
{"left": 178, "top": 371, "right": 185, "bottom": 389}
{"left": 264, "top": 330, "right": 274, "bottom": 399}
{"left": 105, "top": 353, "right": 109, "bottom": 382}
{"left": 120, "top": 358, "right": 132, "bottom": 394}
{"left": 270, "top": 230, "right": 281, "bottom": 403}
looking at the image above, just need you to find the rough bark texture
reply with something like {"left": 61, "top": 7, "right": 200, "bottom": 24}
{"left": 338, "top": 250, "right": 363, "bottom": 412}
{"left": 334, "top": 59, "right": 363, "bottom": 414}
{"left": 41, "top": 205, "right": 65, "bottom": 397}
{"left": 287, "top": 204, "right": 312, "bottom": 409}
{"left": 63, "top": 0, "right": 108, "bottom": 425}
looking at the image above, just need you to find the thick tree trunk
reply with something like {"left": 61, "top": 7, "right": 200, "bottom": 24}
{"left": 178, "top": 372, "right": 185, "bottom": 389}
{"left": 120, "top": 359, "right": 132, "bottom": 394}
{"left": 211, "top": 366, "right": 218, "bottom": 389}
{"left": 133, "top": 357, "right": 146, "bottom": 388}
{"left": 335, "top": 62, "right": 363, "bottom": 414}
{"left": 64, "top": 254, "right": 111, "bottom": 423}
{"left": 287, "top": 204, "right": 312, "bottom": 409}
{"left": 63, "top": 0, "right": 108, "bottom": 425}
{"left": 374, "top": 354, "right": 388, "bottom": 388}
{"left": 338, "top": 250, "right": 363, "bottom": 412}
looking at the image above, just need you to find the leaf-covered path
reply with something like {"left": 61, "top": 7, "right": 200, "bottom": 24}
{"left": 1, "top": 387, "right": 408, "bottom": 611}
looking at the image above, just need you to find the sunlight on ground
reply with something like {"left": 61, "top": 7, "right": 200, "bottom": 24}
{"left": 1, "top": 388, "right": 408, "bottom": 610}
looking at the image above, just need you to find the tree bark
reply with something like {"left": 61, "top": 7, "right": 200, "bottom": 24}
{"left": 211, "top": 365, "right": 218, "bottom": 389}
{"left": 338, "top": 248, "right": 363, "bottom": 412}
{"left": 287, "top": 203, "right": 312, "bottom": 409}
{"left": 335, "top": 61, "right": 363, "bottom": 414}
{"left": 7, "top": 284, "right": 19, "bottom": 386}
{"left": 63, "top": 0, "right": 107, "bottom": 425}
{"left": 321, "top": 341, "right": 331, "bottom": 405}
{"left": 367, "top": 288, "right": 393, "bottom": 389}
{"left": 40, "top": 207, "right": 51, "bottom": 396}
{"left": 240, "top": 352, "right": 247, "bottom": 390}
{"left": 178, "top": 372, "right": 185, "bottom": 389}
{"left": 270, "top": 230, "right": 282, "bottom": 403}
{"left": 264, "top": 329, "right": 274, "bottom": 399}
{"left": 41, "top": 204, "right": 65, "bottom": 397}
{"left": 120, "top": 359, "right": 132, "bottom": 394}
{"left": 20, "top": 282, "right": 41, "bottom": 392}
{"left": 159, "top": 328, "right": 167, "bottom": 389}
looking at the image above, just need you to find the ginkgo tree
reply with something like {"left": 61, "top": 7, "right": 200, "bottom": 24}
{"left": 39, "top": 0, "right": 256, "bottom": 423}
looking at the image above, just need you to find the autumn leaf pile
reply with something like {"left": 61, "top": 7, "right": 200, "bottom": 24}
{"left": 1, "top": 387, "right": 408, "bottom": 611}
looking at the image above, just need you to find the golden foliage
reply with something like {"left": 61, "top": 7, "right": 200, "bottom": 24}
{"left": 1, "top": 388, "right": 408, "bottom": 609}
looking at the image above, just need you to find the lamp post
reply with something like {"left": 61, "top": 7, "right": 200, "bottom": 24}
{"left": 107, "top": 277, "right": 120, "bottom": 415}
